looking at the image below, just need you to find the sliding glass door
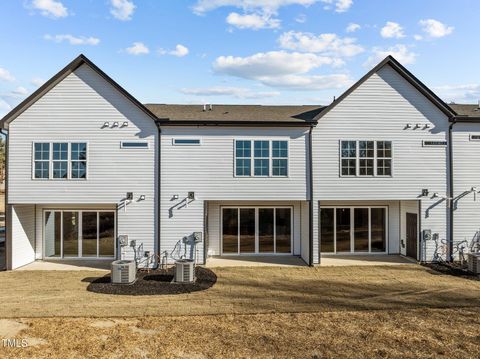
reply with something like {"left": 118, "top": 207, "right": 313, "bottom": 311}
{"left": 320, "top": 206, "right": 387, "bottom": 253}
{"left": 222, "top": 207, "right": 292, "bottom": 255}
{"left": 44, "top": 210, "right": 115, "bottom": 258}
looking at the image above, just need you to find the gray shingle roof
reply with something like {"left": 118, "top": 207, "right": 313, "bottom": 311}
{"left": 144, "top": 104, "right": 325, "bottom": 125}
{"left": 449, "top": 104, "right": 480, "bottom": 117}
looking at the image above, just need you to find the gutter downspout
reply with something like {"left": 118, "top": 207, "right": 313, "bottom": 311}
{"left": 0, "top": 128, "right": 8, "bottom": 270}
{"left": 308, "top": 125, "right": 314, "bottom": 266}
{"left": 155, "top": 122, "right": 162, "bottom": 269}
{"left": 447, "top": 120, "right": 455, "bottom": 262}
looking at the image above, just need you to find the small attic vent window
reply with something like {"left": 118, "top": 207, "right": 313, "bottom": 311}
{"left": 422, "top": 140, "right": 447, "bottom": 147}
{"left": 470, "top": 135, "right": 480, "bottom": 141}
{"left": 173, "top": 139, "right": 201, "bottom": 145}
{"left": 121, "top": 141, "right": 149, "bottom": 149}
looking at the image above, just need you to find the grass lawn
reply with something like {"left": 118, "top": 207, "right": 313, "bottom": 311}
{"left": 0, "top": 265, "right": 479, "bottom": 358}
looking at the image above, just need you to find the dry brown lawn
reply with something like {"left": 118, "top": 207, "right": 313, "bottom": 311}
{"left": 0, "top": 265, "right": 479, "bottom": 358}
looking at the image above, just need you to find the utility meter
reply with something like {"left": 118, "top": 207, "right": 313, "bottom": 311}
{"left": 422, "top": 229, "right": 432, "bottom": 241}
{"left": 118, "top": 235, "right": 129, "bottom": 247}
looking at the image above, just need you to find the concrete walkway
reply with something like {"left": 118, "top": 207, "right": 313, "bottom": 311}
{"left": 16, "top": 260, "right": 111, "bottom": 271}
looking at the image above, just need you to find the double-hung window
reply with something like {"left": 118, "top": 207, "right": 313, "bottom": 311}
{"left": 340, "top": 140, "right": 392, "bottom": 177}
{"left": 272, "top": 141, "right": 288, "bottom": 176}
{"left": 52, "top": 143, "right": 68, "bottom": 179}
{"left": 33, "top": 142, "right": 87, "bottom": 180}
{"left": 235, "top": 140, "right": 288, "bottom": 177}
{"left": 34, "top": 143, "right": 50, "bottom": 179}
{"left": 71, "top": 143, "right": 87, "bottom": 179}
{"left": 254, "top": 141, "right": 269, "bottom": 176}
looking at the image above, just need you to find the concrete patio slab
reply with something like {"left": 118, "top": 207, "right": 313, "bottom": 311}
{"left": 16, "top": 260, "right": 111, "bottom": 271}
{"left": 320, "top": 254, "right": 416, "bottom": 266}
{"left": 206, "top": 256, "right": 308, "bottom": 267}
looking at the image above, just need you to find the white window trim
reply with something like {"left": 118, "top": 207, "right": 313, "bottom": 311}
{"left": 233, "top": 139, "right": 290, "bottom": 178}
{"left": 42, "top": 209, "right": 116, "bottom": 260}
{"left": 220, "top": 206, "right": 294, "bottom": 256}
{"left": 319, "top": 205, "right": 389, "bottom": 255}
{"left": 32, "top": 141, "right": 89, "bottom": 181}
{"left": 172, "top": 138, "right": 201, "bottom": 146}
{"left": 120, "top": 141, "right": 149, "bottom": 149}
{"left": 339, "top": 140, "right": 393, "bottom": 178}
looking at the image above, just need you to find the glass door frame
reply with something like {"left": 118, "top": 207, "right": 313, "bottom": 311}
{"left": 42, "top": 209, "right": 116, "bottom": 259}
{"left": 220, "top": 206, "right": 294, "bottom": 255}
{"left": 319, "top": 205, "right": 388, "bottom": 254}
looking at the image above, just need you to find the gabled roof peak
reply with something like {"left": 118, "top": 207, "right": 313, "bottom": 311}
{"left": 0, "top": 54, "right": 157, "bottom": 128}
{"left": 314, "top": 55, "right": 457, "bottom": 121}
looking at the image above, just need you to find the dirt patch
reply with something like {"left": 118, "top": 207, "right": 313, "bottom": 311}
{"left": 423, "top": 262, "right": 480, "bottom": 281}
{"left": 0, "top": 319, "right": 28, "bottom": 337}
{"left": 86, "top": 267, "right": 217, "bottom": 295}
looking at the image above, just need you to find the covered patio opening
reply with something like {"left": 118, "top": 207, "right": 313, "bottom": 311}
{"left": 319, "top": 200, "right": 420, "bottom": 261}
{"left": 205, "top": 200, "right": 310, "bottom": 265}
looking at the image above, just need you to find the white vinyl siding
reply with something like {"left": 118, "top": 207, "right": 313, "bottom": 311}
{"left": 452, "top": 123, "right": 480, "bottom": 259}
{"left": 7, "top": 64, "right": 158, "bottom": 266}
{"left": 161, "top": 128, "right": 309, "bottom": 264}
{"left": 312, "top": 64, "right": 449, "bottom": 263}
{"left": 9, "top": 205, "right": 36, "bottom": 269}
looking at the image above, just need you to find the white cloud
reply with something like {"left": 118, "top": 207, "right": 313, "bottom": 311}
{"left": 31, "top": 78, "right": 45, "bottom": 87}
{"left": 414, "top": 34, "right": 423, "bottom": 41}
{"left": 346, "top": 23, "right": 360, "bottom": 33}
{"left": 44, "top": 34, "right": 100, "bottom": 45}
{"left": 170, "top": 44, "right": 189, "bottom": 57}
{"left": 159, "top": 44, "right": 190, "bottom": 57}
{"left": 213, "top": 50, "right": 351, "bottom": 90}
{"left": 321, "top": 0, "right": 353, "bottom": 13}
{"left": 214, "top": 51, "right": 341, "bottom": 77}
{"left": 193, "top": 0, "right": 320, "bottom": 15}
{"left": 278, "top": 31, "right": 364, "bottom": 57}
{"left": 0, "top": 68, "right": 15, "bottom": 82}
{"left": 365, "top": 44, "right": 417, "bottom": 67}
{"left": 380, "top": 21, "right": 405, "bottom": 39}
{"left": 433, "top": 84, "right": 480, "bottom": 103}
{"left": 180, "top": 86, "right": 280, "bottom": 99}
{"left": 30, "top": 0, "right": 68, "bottom": 18}
{"left": 110, "top": 0, "right": 135, "bottom": 21}
{"left": 226, "top": 12, "right": 280, "bottom": 29}
{"left": 259, "top": 73, "right": 351, "bottom": 90}
{"left": 125, "top": 42, "right": 149, "bottom": 55}
{"left": 295, "top": 14, "right": 307, "bottom": 23}
{"left": 419, "top": 19, "right": 454, "bottom": 38}
{"left": 12, "top": 87, "right": 29, "bottom": 96}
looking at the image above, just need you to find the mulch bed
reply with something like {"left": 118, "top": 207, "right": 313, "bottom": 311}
{"left": 423, "top": 262, "right": 480, "bottom": 281}
{"left": 86, "top": 267, "right": 217, "bottom": 295}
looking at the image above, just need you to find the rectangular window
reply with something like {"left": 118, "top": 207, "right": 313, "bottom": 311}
{"left": 222, "top": 207, "right": 292, "bottom": 255}
{"left": 470, "top": 135, "right": 480, "bottom": 141}
{"left": 71, "top": 143, "right": 87, "bottom": 179}
{"left": 235, "top": 140, "right": 288, "bottom": 177}
{"left": 272, "top": 141, "right": 288, "bottom": 176}
{"left": 172, "top": 139, "right": 201, "bottom": 145}
{"left": 235, "top": 140, "right": 251, "bottom": 176}
{"left": 121, "top": 141, "right": 149, "bottom": 148}
{"left": 340, "top": 140, "right": 392, "bottom": 177}
{"left": 44, "top": 210, "right": 115, "bottom": 258}
{"left": 320, "top": 206, "right": 388, "bottom": 254}
{"left": 33, "top": 142, "right": 87, "bottom": 180}
{"left": 254, "top": 141, "right": 269, "bottom": 176}
{"left": 34, "top": 143, "right": 50, "bottom": 179}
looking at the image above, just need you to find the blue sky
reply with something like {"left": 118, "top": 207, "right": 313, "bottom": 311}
{"left": 0, "top": 0, "right": 479, "bottom": 117}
